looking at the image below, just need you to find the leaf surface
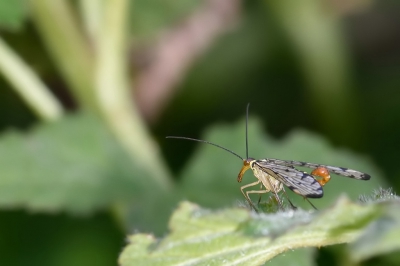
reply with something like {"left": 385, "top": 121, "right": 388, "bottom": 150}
{"left": 120, "top": 198, "right": 385, "bottom": 266}
{"left": 0, "top": 112, "right": 161, "bottom": 213}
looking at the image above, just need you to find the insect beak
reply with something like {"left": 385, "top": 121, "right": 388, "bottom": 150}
{"left": 237, "top": 160, "right": 251, "bottom": 182}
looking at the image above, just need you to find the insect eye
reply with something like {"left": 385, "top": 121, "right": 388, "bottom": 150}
{"left": 246, "top": 158, "right": 255, "bottom": 163}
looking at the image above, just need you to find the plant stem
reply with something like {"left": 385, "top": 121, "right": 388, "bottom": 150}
{"left": 78, "top": 0, "right": 102, "bottom": 42}
{"left": 0, "top": 37, "right": 63, "bottom": 121}
{"left": 30, "top": 0, "right": 96, "bottom": 110}
{"left": 95, "top": 0, "right": 173, "bottom": 190}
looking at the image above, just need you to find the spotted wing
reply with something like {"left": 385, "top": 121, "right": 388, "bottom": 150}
{"left": 263, "top": 158, "right": 371, "bottom": 180}
{"left": 254, "top": 160, "right": 323, "bottom": 198}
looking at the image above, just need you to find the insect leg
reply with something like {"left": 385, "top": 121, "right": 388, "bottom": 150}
{"left": 246, "top": 189, "right": 271, "bottom": 212}
{"left": 303, "top": 197, "right": 318, "bottom": 210}
{"left": 240, "top": 180, "right": 262, "bottom": 212}
{"left": 262, "top": 175, "right": 284, "bottom": 210}
{"left": 257, "top": 183, "right": 263, "bottom": 204}
{"left": 281, "top": 186, "right": 297, "bottom": 210}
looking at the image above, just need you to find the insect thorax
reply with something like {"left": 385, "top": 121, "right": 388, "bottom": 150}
{"left": 250, "top": 161, "right": 283, "bottom": 193}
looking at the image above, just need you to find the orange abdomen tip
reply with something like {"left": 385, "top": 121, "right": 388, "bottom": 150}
{"left": 311, "top": 167, "right": 331, "bottom": 186}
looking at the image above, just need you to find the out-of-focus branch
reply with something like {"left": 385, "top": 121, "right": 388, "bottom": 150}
{"left": 30, "top": 0, "right": 96, "bottom": 111}
{"left": 133, "top": 0, "right": 241, "bottom": 124}
{"left": 0, "top": 37, "right": 63, "bottom": 121}
{"left": 328, "top": 0, "right": 372, "bottom": 15}
{"left": 95, "top": 0, "right": 173, "bottom": 190}
{"left": 79, "top": 0, "right": 103, "bottom": 43}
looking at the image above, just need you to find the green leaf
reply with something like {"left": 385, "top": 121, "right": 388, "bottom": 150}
{"left": 267, "top": 248, "right": 315, "bottom": 266}
{"left": 0, "top": 0, "right": 28, "bottom": 31}
{"left": 130, "top": 0, "right": 201, "bottom": 40}
{"left": 265, "top": 0, "right": 360, "bottom": 145}
{"left": 350, "top": 200, "right": 400, "bottom": 262}
{"left": 179, "top": 117, "right": 386, "bottom": 210}
{"left": 119, "top": 198, "right": 381, "bottom": 265}
{"left": 0, "top": 112, "right": 162, "bottom": 213}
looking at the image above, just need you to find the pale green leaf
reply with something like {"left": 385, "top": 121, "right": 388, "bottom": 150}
{"left": 119, "top": 198, "right": 380, "bottom": 266}
{"left": 350, "top": 200, "right": 400, "bottom": 262}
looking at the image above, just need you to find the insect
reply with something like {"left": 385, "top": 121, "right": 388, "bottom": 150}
{"left": 167, "top": 104, "right": 371, "bottom": 212}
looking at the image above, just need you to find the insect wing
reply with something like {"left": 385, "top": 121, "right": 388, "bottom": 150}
{"left": 264, "top": 159, "right": 371, "bottom": 180}
{"left": 255, "top": 160, "right": 323, "bottom": 198}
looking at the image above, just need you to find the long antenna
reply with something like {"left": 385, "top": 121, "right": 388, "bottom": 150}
{"left": 166, "top": 136, "right": 244, "bottom": 161}
{"left": 246, "top": 103, "right": 250, "bottom": 159}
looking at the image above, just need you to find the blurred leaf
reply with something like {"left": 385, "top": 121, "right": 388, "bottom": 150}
{"left": 0, "top": 210, "right": 123, "bottom": 266}
{"left": 267, "top": 248, "right": 315, "bottom": 266}
{"left": 130, "top": 0, "right": 201, "bottom": 40}
{"left": 350, "top": 200, "right": 400, "bottom": 262}
{"left": 0, "top": 0, "right": 28, "bottom": 31}
{"left": 0, "top": 112, "right": 163, "bottom": 213}
{"left": 178, "top": 117, "right": 386, "bottom": 210}
{"left": 119, "top": 197, "right": 381, "bottom": 265}
{"left": 266, "top": 0, "right": 361, "bottom": 145}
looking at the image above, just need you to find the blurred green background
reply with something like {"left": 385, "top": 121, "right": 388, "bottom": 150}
{"left": 0, "top": 0, "right": 399, "bottom": 265}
